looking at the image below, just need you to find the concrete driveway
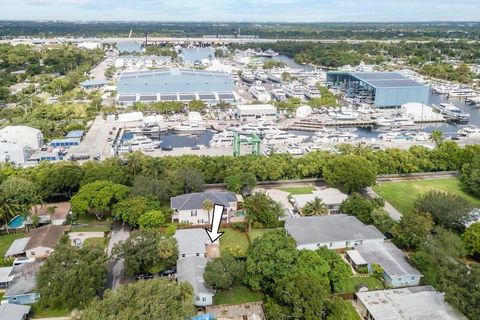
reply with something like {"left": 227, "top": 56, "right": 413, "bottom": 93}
{"left": 255, "top": 187, "right": 293, "bottom": 210}
{"left": 106, "top": 221, "right": 131, "bottom": 290}
{"left": 69, "top": 231, "right": 105, "bottom": 245}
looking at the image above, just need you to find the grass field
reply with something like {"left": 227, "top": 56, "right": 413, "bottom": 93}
{"left": 71, "top": 225, "right": 110, "bottom": 233}
{"left": 83, "top": 237, "right": 108, "bottom": 250}
{"left": 213, "top": 285, "right": 264, "bottom": 305}
{"left": 220, "top": 228, "right": 250, "bottom": 256}
{"left": 0, "top": 233, "right": 27, "bottom": 257}
{"left": 373, "top": 178, "right": 480, "bottom": 214}
{"left": 341, "top": 276, "right": 385, "bottom": 294}
{"left": 278, "top": 186, "right": 316, "bottom": 195}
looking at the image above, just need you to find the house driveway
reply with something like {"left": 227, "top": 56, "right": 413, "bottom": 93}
{"left": 69, "top": 231, "right": 105, "bottom": 244}
{"left": 255, "top": 187, "right": 292, "bottom": 210}
{"left": 106, "top": 221, "right": 131, "bottom": 290}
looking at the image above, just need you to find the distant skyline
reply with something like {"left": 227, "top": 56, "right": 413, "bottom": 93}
{"left": 1, "top": 0, "right": 480, "bottom": 22}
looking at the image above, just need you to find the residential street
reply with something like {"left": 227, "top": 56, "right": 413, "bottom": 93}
{"left": 106, "top": 221, "right": 130, "bottom": 290}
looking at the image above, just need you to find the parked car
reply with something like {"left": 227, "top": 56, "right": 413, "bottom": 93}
{"left": 135, "top": 273, "right": 154, "bottom": 281}
{"left": 161, "top": 145, "right": 173, "bottom": 151}
{"left": 158, "top": 268, "right": 176, "bottom": 277}
{"left": 73, "top": 238, "right": 82, "bottom": 247}
{"left": 191, "top": 145, "right": 200, "bottom": 150}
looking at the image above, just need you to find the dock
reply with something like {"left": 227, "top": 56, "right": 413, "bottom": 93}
{"left": 287, "top": 118, "right": 446, "bottom": 131}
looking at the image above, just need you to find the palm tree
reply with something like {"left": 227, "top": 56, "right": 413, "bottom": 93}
{"left": 125, "top": 152, "right": 144, "bottom": 176}
{"left": 302, "top": 197, "right": 329, "bottom": 216}
{"left": 430, "top": 130, "right": 444, "bottom": 146}
{"left": 202, "top": 199, "right": 214, "bottom": 224}
{"left": 0, "top": 199, "right": 23, "bottom": 234}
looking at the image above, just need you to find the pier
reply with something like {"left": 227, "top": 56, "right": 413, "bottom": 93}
{"left": 287, "top": 118, "right": 446, "bottom": 131}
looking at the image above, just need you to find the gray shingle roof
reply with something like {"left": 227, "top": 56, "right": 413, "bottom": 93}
{"left": 285, "top": 215, "right": 384, "bottom": 245}
{"left": 355, "top": 241, "right": 422, "bottom": 278}
{"left": 176, "top": 256, "right": 213, "bottom": 295}
{"left": 0, "top": 304, "right": 31, "bottom": 320}
{"left": 5, "top": 262, "right": 42, "bottom": 297}
{"left": 171, "top": 192, "right": 237, "bottom": 211}
{"left": 0, "top": 267, "right": 14, "bottom": 284}
{"left": 174, "top": 229, "right": 210, "bottom": 257}
{"left": 5, "top": 237, "right": 30, "bottom": 258}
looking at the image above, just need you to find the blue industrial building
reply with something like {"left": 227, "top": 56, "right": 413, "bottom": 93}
{"left": 326, "top": 71, "right": 430, "bottom": 108}
{"left": 116, "top": 68, "right": 236, "bottom": 106}
{"left": 80, "top": 79, "right": 108, "bottom": 90}
{"left": 50, "top": 138, "right": 81, "bottom": 148}
{"left": 65, "top": 130, "right": 85, "bottom": 139}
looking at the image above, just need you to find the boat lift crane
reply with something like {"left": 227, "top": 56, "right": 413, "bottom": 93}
{"left": 233, "top": 132, "right": 261, "bottom": 157}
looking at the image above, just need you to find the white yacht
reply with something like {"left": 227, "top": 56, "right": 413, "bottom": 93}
{"left": 449, "top": 88, "right": 475, "bottom": 98}
{"left": 433, "top": 103, "right": 470, "bottom": 123}
{"left": 235, "top": 122, "right": 280, "bottom": 136}
{"left": 241, "top": 71, "right": 255, "bottom": 83}
{"left": 264, "top": 131, "right": 308, "bottom": 145}
{"left": 172, "top": 122, "right": 207, "bottom": 133}
{"left": 210, "top": 131, "right": 236, "bottom": 147}
{"left": 312, "top": 130, "right": 358, "bottom": 143}
{"left": 268, "top": 72, "right": 282, "bottom": 83}
{"left": 254, "top": 71, "right": 269, "bottom": 82}
{"left": 303, "top": 86, "right": 322, "bottom": 99}
{"left": 283, "top": 84, "right": 304, "bottom": 99}
{"left": 375, "top": 117, "right": 416, "bottom": 128}
{"left": 271, "top": 88, "right": 287, "bottom": 101}
{"left": 330, "top": 111, "right": 358, "bottom": 121}
{"left": 457, "top": 126, "right": 480, "bottom": 138}
{"left": 249, "top": 86, "right": 271, "bottom": 102}
{"left": 286, "top": 147, "right": 304, "bottom": 156}
{"left": 121, "top": 134, "right": 159, "bottom": 152}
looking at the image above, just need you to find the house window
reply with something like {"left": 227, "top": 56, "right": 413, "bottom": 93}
{"left": 329, "top": 243, "right": 333, "bottom": 247}
{"left": 196, "top": 295, "right": 200, "bottom": 301}
{"left": 30, "top": 252, "right": 35, "bottom": 256}
{"left": 202, "top": 297, "right": 206, "bottom": 302}
{"left": 191, "top": 210, "right": 197, "bottom": 217}
{"left": 182, "top": 254, "right": 185, "bottom": 258}
{"left": 12, "top": 297, "right": 17, "bottom": 301}
{"left": 196, "top": 253, "right": 200, "bottom": 256}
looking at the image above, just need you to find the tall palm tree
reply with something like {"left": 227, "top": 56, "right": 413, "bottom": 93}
{"left": 202, "top": 199, "right": 214, "bottom": 224}
{"left": 0, "top": 199, "right": 23, "bottom": 234}
{"left": 302, "top": 197, "right": 329, "bottom": 216}
{"left": 125, "top": 152, "right": 144, "bottom": 176}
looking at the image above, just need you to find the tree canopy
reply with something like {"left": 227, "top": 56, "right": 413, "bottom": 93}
{"left": 204, "top": 253, "right": 245, "bottom": 290}
{"left": 112, "top": 196, "right": 161, "bottom": 226}
{"left": 323, "top": 155, "right": 377, "bottom": 193}
{"left": 244, "top": 191, "right": 283, "bottom": 231}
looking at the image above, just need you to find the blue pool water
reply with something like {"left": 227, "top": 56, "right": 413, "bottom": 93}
{"left": 8, "top": 215, "right": 25, "bottom": 229}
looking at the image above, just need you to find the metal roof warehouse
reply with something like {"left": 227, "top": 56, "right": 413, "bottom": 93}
{"left": 116, "top": 68, "right": 236, "bottom": 106}
{"left": 326, "top": 71, "right": 430, "bottom": 108}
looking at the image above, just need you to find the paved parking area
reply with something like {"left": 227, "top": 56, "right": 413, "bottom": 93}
{"left": 69, "top": 231, "right": 105, "bottom": 244}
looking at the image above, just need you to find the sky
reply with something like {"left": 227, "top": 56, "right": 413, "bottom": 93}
{"left": 1, "top": 0, "right": 480, "bottom": 22}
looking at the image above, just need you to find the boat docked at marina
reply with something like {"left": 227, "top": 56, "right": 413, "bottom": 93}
{"left": 457, "top": 126, "right": 480, "bottom": 138}
{"left": 241, "top": 71, "right": 255, "bottom": 83}
{"left": 283, "top": 83, "right": 304, "bottom": 99}
{"left": 432, "top": 103, "right": 470, "bottom": 123}
{"left": 271, "top": 88, "right": 287, "bottom": 101}
{"left": 234, "top": 122, "right": 280, "bottom": 136}
{"left": 374, "top": 117, "right": 416, "bottom": 128}
{"left": 264, "top": 131, "right": 308, "bottom": 145}
{"left": 172, "top": 122, "right": 207, "bottom": 133}
{"left": 249, "top": 86, "right": 271, "bottom": 102}
{"left": 119, "top": 134, "right": 160, "bottom": 153}
{"left": 303, "top": 85, "right": 321, "bottom": 99}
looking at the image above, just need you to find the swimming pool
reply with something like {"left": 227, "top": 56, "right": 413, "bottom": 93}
{"left": 8, "top": 215, "right": 25, "bottom": 229}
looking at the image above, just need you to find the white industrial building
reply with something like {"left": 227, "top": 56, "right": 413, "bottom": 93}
{"left": 77, "top": 41, "right": 102, "bottom": 50}
{"left": 236, "top": 104, "right": 277, "bottom": 121}
{"left": 401, "top": 103, "right": 445, "bottom": 122}
{"left": 0, "top": 126, "right": 43, "bottom": 150}
{"left": 0, "top": 143, "right": 29, "bottom": 165}
{"left": 117, "top": 112, "right": 144, "bottom": 123}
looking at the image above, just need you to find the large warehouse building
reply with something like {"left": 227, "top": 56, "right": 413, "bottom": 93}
{"left": 326, "top": 71, "right": 430, "bottom": 108}
{"left": 116, "top": 69, "right": 236, "bottom": 106}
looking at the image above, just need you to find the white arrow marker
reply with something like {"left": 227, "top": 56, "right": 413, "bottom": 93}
{"left": 205, "top": 204, "right": 225, "bottom": 243}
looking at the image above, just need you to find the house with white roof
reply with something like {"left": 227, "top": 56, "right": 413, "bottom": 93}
{"left": 285, "top": 215, "right": 384, "bottom": 250}
{"left": 347, "top": 241, "right": 423, "bottom": 287}
{"left": 176, "top": 256, "right": 214, "bottom": 307}
{"left": 356, "top": 286, "right": 467, "bottom": 320}
{"left": 290, "top": 188, "right": 348, "bottom": 214}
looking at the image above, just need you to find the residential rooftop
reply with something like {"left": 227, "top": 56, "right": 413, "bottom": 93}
{"left": 24, "top": 225, "right": 67, "bottom": 251}
{"left": 354, "top": 241, "right": 422, "bottom": 278}
{"left": 174, "top": 228, "right": 211, "bottom": 257}
{"left": 171, "top": 191, "right": 237, "bottom": 211}
{"left": 176, "top": 256, "right": 213, "bottom": 296}
{"left": 0, "top": 303, "right": 31, "bottom": 320}
{"left": 5, "top": 262, "right": 42, "bottom": 297}
{"left": 5, "top": 237, "right": 30, "bottom": 258}
{"left": 357, "top": 286, "right": 467, "bottom": 320}
{"left": 285, "top": 215, "right": 384, "bottom": 246}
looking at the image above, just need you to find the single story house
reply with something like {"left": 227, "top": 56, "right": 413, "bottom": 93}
{"left": 24, "top": 225, "right": 67, "bottom": 259}
{"left": 171, "top": 191, "right": 238, "bottom": 225}
{"left": 356, "top": 286, "right": 467, "bottom": 320}
{"left": 285, "top": 215, "right": 385, "bottom": 250}
{"left": 4, "top": 262, "right": 42, "bottom": 305}
{"left": 0, "top": 303, "right": 31, "bottom": 320}
{"left": 30, "top": 202, "right": 70, "bottom": 226}
{"left": 174, "top": 228, "right": 219, "bottom": 259}
{"left": 4, "top": 238, "right": 30, "bottom": 259}
{"left": 347, "top": 241, "right": 423, "bottom": 287}
{"left": 176, "top": 256, "right": 214, "bottom": 307}
{"left": 0, "top": 266, "right": 15, "bottom": 288}
{"left": 290, "top": 188, "right": 348, "bottom": 214}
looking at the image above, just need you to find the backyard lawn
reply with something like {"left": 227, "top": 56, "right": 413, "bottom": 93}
{"left": 248, "top": 228, "right": 284, "bottom": 242}
{"left": 219, "top": 228, "right": 250, "bottom": 256}
{"left": 31, "top": 304, "right": 70, "bottom": 318}
{"left": 83, "top": 237, "right": 108, "bottom": 251}
{"left": 0, "top": 233, "right": 27, "bottom": 257}
{"left": 213, "top": 285, "right": 264, "bottom": 305}
{"left": 373, "top": 178, "right": 480, "bottom": 214}
{"left": 341, "top": 276, "right": 385, "bottom": 294}
{"left": 278, "top": 186, "right": 316, "bottom": 195}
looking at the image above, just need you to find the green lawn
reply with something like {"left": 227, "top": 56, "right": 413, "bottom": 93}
{"left": 340, "top": 276, "right": 385, "bottom": 294}
{"left": 343, "top": 301, "right": 361, "bottom": 320}
{"left": 71, "top": 225, "right": 110, "bottom": 233}
{"left": 278, "top": 186, "right": 316, "bottom": 195}
{"left": 83, "top": 237, "right": 108, "bottom": 250}
{"left": 373, "top": 178, "right": 480, "bottom": 214}
{"left": 0, "top": 233, "right": 27, "bottom": 257}
{"left": 213, "top": 285, "right": 264, "bottom": 305}
{"left": 31, "top": 304, "right": 70, "bottom": 318}
{"left": 248, "top": 227, "right": 284, "bottom": 242}
{"left": 220, "top": 228, "right": 250, "bottom": 256}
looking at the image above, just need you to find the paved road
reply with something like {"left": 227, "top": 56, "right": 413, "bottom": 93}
{"left": 106, "top": 221, "right": 130, "bottom": 290}
{"left": 69, "top": 115, "right": 115, "bottom": 159}
{"left": 365, "top": 187, "right": 402, "bottom": 221}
